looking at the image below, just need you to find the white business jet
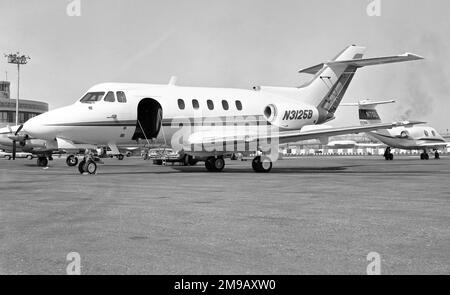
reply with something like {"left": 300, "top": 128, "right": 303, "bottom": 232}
{"left": 342, "top": 99, "right": 447, "bottom": 160}
{"left": 22, "top": 45, "right": 423, "bottom": 174}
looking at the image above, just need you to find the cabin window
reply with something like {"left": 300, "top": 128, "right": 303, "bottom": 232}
{"left": 222, "top": 100, "right": 229, "bottom": 110}
{"left": 207, "top": 100, "right": 214, "bottom": 110}
{"left": 178, "top": 99, "right": 185, "bottom": 110}
{"left": 116, "top": 91, "right": 127, "bottom": 103}
{"left": 80, "top": 92, "right": 105, "bottom": 103}
{"left": 235, "top": 100, "right": 242, "bottom": 110}
{"left": 424, "top": 130, "right": 429, "bottom": 137}
{"left": 192, "top": 99, "right": 199, "bottom": 110}
{"left": 104, "top": 91, "right": 115, "bottom": 102}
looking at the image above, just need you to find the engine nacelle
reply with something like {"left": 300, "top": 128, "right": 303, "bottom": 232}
{"left": 263, "top": 103, "right": 319, "bottom": 130}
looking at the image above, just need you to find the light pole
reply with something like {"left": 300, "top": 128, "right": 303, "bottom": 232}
{"left": 4, "top": 52, "right": 31, "bottom": 126}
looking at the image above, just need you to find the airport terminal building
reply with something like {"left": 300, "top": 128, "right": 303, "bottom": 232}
{"left": 0, "top": 81, "right": 48, "bottom": 127}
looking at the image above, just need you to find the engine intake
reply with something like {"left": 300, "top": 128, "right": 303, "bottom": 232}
{"left": 263, "top": 103, "right": 319, "bottom": 130}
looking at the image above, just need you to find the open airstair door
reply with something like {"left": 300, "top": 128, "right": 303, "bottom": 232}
{"left": 132, "top": 98, "right": 162, "bottom": 140}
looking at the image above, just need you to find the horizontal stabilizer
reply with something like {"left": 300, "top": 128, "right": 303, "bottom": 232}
{"left": 299, "top": 53, "right": 424, "bottom": 74}
{"left": 341, "top": 99, "right": 396, "bottom": 107}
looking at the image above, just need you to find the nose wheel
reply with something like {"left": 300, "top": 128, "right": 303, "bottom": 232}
{"left": 66, "top": 154, "right": 78, "bottom": 166}
{"left": 78, "top": 159, "right": 97, "bottom": 174}
{"left": 434, "top": 151, "right": 440, "bottom": 159}
{"left": 384, "top": 147, "right": 394, "bottom": 160}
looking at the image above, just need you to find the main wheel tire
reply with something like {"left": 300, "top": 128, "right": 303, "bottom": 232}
{"left": 78, "top": 160, "right": 86, "bottom": 174}
{"left": 37, "top": 157, "right": 48, "bottom": 167}
{"left": 205, "top": 157, "right": 225, "bottom": 172}
{"left": 117, "top": 154, "right": 124, "bottom": 160}
{"left": 212, "top": 157, "right": 225, "bottom": 172}
{"left": 389, "top": 154, "right": 394, "bottom": 161}
{"left": 184, "top": 155, "right": 198, "bottom": 166}
{"left": 5, "top": 155, "right": 11, "bottom": 160}
{"left": 205, "top": 158, "right": 214, "bottom": 171}
{"left": 86, "top": 160, "right": 97, "bottom": 174}
{"left": 252, "top": 156, "right": 261, "bottom": 171}
{"left": 27, "top": 155, "right": 33, "bottom": 160}
{"left": 424, "top": 153, "right": 429, "bottom": 160}
{"left": 188, "top": 158, "right": 198, "bottom": 166}
{"left": 259, "top": 156, "right": 273, "bottom": 172}
{"left": 435, "top": 152, "right": 440, "bottom": 159}
{"left": 66, "top": 155, "right": 78, "bottom": 167}
{"left": 252, "top": 156, "right": 272, "bottom": 173}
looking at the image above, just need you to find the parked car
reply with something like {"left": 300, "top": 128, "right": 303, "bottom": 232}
{"left": 0, "top": 150, "right": 34, "bottom": 160}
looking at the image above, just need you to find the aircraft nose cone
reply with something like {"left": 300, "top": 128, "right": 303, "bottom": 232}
{"left": 23, "top": 115, "right": 48, "bottom": 139}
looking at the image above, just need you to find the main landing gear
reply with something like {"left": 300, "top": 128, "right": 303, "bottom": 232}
{"left": 384, "top": 147, "right": 394, "bottom": 161}
{"left": 205, "top": 156, "right": 225, "bottom": 172}
{"left": 183, "top": 155, "right": 198, "bottom": 166}
{"left": 37, "top": 156, "right": 49, "bottom": 167}
{"left": 420, "top": 151, "right": 430, "bottom": 160}
{"left": 203, "top": 155, "right": 273, "bottom": 173}
{"left": 36, "top": 154, "right": 53, "bottom": 167}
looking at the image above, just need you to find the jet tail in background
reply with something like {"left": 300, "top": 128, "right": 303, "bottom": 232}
{"left": 341, "top": 99, "right": 397, "bottom": 137}
{"left": 341, "top": 99, "right": 395, "bottom": 125}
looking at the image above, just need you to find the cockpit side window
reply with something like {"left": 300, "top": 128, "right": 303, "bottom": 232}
{"left": 117, "top": 91, "right": 127, "bottom": 103}
{"left": 80, "top": 92, "right": 106, "bottom": 103}
{"left": 431, "top": 130, "right": 436, "bottom": 136}
{"left": 104, "top": 91, "right": 115, "bottom": 102}
{"left": 424, "top": 130, "right": 429, "bottom": 137}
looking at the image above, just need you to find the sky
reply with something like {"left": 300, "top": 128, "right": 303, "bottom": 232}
{"left": 0, "top": 0, "right": 449, "bottom": 131}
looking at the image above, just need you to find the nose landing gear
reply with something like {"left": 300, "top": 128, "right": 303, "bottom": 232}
{"left": 434, "top": 150, "right": 440, "bottom": 159}
{"left": 384, "top": 147, "right": 394, "bottom": 161}
{"left": 78, "top": 157, "right": 97, "bottom": 175}
{"left": 66, "top": 154, "right": 78, "bottom": 167}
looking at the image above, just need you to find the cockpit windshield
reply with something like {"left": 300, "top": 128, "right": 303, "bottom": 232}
{"left": 80, "top": 92, "right": 106, "bottom": 103}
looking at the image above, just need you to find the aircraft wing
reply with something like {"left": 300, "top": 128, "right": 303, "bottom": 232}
{"left": 264, "top": 121, "right": 425, "bottom": 144}
{"left": 187, "top": 121, "right": 424, "bottom": 146}
{"left": 56, "top": 137, "right": 97, "bottom": 150}
{"left": 416, "top": 142, "right": 449, "bottom": 148}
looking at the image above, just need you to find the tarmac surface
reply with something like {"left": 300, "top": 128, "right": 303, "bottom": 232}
{"left": 0, "top": 155, "right": 449, "bottom": 274}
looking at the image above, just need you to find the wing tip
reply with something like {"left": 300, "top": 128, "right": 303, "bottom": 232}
{"left": 401, "top": 52, "right": 425, "bottom": 60}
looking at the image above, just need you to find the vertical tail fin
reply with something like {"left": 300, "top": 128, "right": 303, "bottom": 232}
{"left": 341, "top": 100, "right": 395, "bottom": 136}
{"left": 298, "top": 46, "right": 423, "bottom": 124}
{"left": 299, "top": 45, "right": 366, "bottom": 123}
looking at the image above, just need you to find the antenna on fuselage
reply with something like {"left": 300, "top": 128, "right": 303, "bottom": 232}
{"left": 168, "top": 76, "right": 177, "bottom": 86}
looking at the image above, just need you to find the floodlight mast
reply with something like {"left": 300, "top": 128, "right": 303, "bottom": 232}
{"left": 4, "top": 52, "right": 31, "bottom": 126}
